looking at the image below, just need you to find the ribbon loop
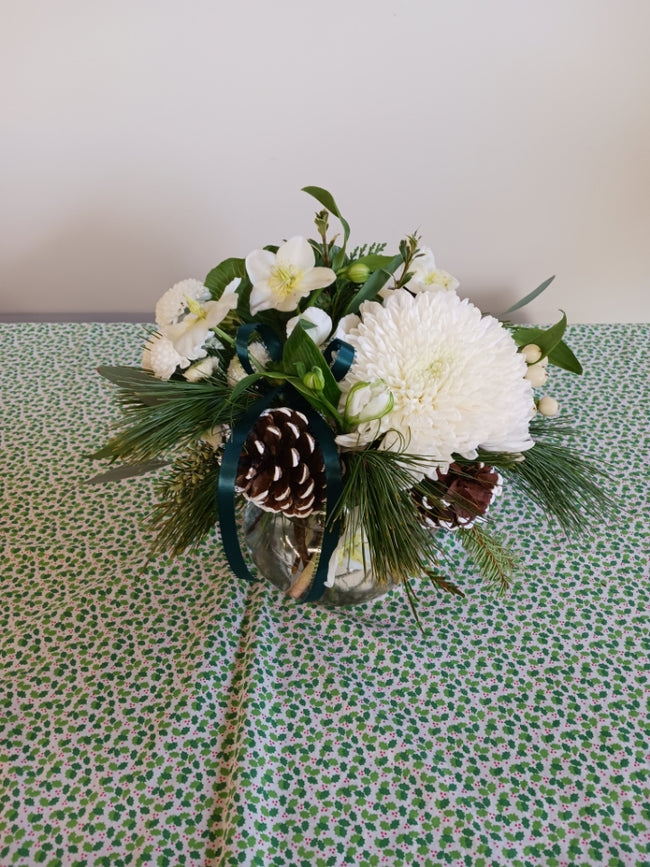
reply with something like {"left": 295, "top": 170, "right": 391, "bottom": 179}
{"left": 235, "top": 323, "right": 283, "bottom": 376}
{"left": 323, "top": 338, "right": 355, "bottom": 381}
{"left": 217, "top": 387, "right": 343, "bottom": 603}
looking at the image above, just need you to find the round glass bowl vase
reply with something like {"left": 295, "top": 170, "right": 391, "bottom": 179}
{"left": 242, "top": 504, "right": 395, "bottom": 607}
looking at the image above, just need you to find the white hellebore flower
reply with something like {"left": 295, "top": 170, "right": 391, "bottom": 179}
{"left": 404, "top": 246, "right": 459, "bottom": 295}
{"left": 246, "top": 236, "right": 336, "bottom": 314}
{"left": 165, "top": 279, "right": 240, "bottom": 361}
{"left": 286, "top": 307, "right": 333, "bottom": 347}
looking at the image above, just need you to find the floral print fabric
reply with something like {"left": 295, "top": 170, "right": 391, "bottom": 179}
{"left": 0, "top": 323, "right": 648, "bottom": 866}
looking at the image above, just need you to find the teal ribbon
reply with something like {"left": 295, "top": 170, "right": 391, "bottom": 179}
{"left": 235, "top": 322, "right": 283, "bottom": 374}
{"left": 217, "top": 326, "right": 353, "bottom": 602}
{"left": 323, "top": 338, "right": 355, "bottom": 382}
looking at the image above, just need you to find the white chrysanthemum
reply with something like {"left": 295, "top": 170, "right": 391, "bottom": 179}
{"left": 339, "top": 290, "right": 535, "bottom": 472}
{"left": 143, "top": 334, "right": 190, "bottom": 380}
{"left": 226, "top": 341, "right": 271, "bottom": 387}
{"left": 155, "top": 279, "right": 210, "bottom": 328}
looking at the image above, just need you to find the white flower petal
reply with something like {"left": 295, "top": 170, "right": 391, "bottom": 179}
{"left": 276, "top": 236, "right": 315, "bottom": 271}
{"left": 245, "top": 249, "right": 276, "bottom": 284}
{"left": 286, "top": 307, "right": 333, "bottom": 346}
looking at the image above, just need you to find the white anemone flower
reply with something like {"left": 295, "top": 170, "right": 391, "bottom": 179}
{"left": 404, "top": 247, "right": 459, "bottom": 295}
{"left": 164, "top": 279, "right": 240, "bottom": 361}
{"left": 339, "top": 289, "right": 535, "bottom": 474}
{"left": 286, "top": 307, "right": 333, "bottom": 346}
{"left": 246, "top": 236, "right": 336, "bottom": 314}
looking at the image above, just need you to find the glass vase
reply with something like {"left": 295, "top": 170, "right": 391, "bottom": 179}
{"left": 242, "top": 504, "right": 395, "bottom": 607}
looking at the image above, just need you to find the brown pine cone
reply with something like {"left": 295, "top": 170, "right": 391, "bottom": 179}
{"left": 413, "top": 462, "right": 502, "bottom": 530}
{"left": 235, "top": 407, "right": 328, "bottom": 518}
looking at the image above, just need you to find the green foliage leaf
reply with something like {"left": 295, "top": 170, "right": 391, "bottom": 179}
{"left": 547, "top": 340, "right": 583, "bottom": 374}
{"left": 85, "top": 459, "right": 168, "bottom": 484}
{"left": 355, "top": 253, "right": 396, "bottom": 270}
{"left": 511, "top": 310, "right": 582, "bottom": 373}
{"left": 302, "top": 186, "right": 351, "bottom": 251}
{"left": 204, "top": 258, "right": 247, "bottom": 299}
{"left": 344, "top": 254, "right": 403, "bottom": 315}
{"left": 500, "top": 276, "right": 555, "bottom": 316}
{"left": 281, "top": 322, "right": 340, "bottom": 408}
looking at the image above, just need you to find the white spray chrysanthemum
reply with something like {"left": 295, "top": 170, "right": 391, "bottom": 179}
{"left": 339, "top": 289, "right": 535, "bottom": 473}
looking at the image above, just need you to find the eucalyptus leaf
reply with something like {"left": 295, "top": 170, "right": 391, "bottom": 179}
{"left": 85, "top": 459, "right": 169, "bottom": 484}
{"left": 500, "top": 276, "right": 555, "bottom": 316}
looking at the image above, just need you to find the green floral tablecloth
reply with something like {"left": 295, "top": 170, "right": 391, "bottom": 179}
{"left": 1, "top": 322, "right": 649, "bottom": 867}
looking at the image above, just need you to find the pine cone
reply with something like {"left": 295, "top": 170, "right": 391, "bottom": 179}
{"left": 235, "top": 407, "right": 328, "bottom": 518}
{"left": 413, "top": 462, "right": 502, "bottom": 530}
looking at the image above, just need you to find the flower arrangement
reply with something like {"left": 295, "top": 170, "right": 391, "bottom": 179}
{"left": 90, "top": 187, "right": 611, "bottom": 614}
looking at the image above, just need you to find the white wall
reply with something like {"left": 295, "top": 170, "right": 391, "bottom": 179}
{"left": 2, "top": 0, "right": 649, "bottom": 323}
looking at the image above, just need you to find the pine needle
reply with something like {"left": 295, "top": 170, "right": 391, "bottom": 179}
{"left": 332, "top": 448, "right": 443, "bottom": 584}
{"left": 91, "top": 366, "right": 253, "bottom": 464}
{"left": 501, "top": 416, "right": 617, "bottom": 534}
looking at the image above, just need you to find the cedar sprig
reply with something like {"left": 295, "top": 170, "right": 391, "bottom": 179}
{"left": 457, "top": 524, "right": 518, "bottom": 595}
{"left": 148, "top": 441, "right": 221, "bottom": 557}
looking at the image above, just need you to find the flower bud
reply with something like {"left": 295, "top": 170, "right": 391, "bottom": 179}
{"left": 344, "top": 380, "right": 394, "bottom": 426}
{"left": 347, "top": 262, "right": 371, "bottom": 284}
{"left": 302, "top": 366, "right": 326, "bottom": 392}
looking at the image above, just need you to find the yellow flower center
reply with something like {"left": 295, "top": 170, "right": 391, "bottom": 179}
{"left": 269, "top": 264, "right": 302, "bottom": 297}
{"left": 424, "top": 269, "right": 451, "bottom": 288}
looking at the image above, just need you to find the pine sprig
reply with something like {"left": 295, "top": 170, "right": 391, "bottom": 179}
{"left": 148, "top": 441, "right": 221, "bottom": 557}
{"left": 457, "top": 524, "right": 518, "bottom": 595}
{"left": 502, "top": 416, "right": 616, "bottom": 534}
{"left": 91, "top": 366, "right": 254, "bottom": 464}
{"left": 333, "top": 448, "right": 443, "bottom": 584}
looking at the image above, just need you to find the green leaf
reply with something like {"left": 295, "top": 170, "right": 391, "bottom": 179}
{"left": 204, "top": 258, "right": 247, "bottom": 299}
{"left": 85, "top": 459, "right": 168, "bottom": 483}
{"left": 355, "top": 253, "right": 397, "bottom": 271}
{"left": 547, "top": 340, "right": 583, "bottom": 374}
{"left": 500, "top": 276, "right": 555, "bottom": 316}
{"left": 511, "top": 311, "right": 568, "bottom": 359}
{"left": 281, "top": 322, "right": 340, "bottom": 408}
{"left": 302, "top": 186, "right": 351, "bottom": 252}
{"left": 344, "top": 254, "right": 403, "bottom": 315}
